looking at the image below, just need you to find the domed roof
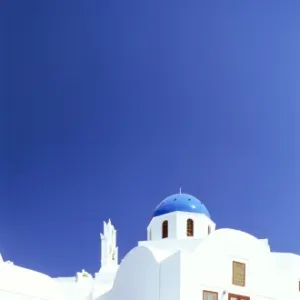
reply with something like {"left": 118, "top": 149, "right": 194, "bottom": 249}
{"left": 153, "top": 193, "right": 210, "bottom": 218}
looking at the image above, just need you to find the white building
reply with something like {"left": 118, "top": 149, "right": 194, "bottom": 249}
{"left": 1, "top": 192, "right": 300, "bottom": 300}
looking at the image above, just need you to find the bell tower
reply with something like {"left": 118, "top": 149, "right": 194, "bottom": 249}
{"left": 100, "top": 219, "right": 118, "bottom": 268}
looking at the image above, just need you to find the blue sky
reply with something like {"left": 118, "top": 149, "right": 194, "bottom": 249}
{"left": 2, "top": 1, "right": 300, "bottom": 277}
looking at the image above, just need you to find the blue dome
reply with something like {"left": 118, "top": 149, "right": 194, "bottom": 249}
{"left": 153, "top": 193, "right": 210, "bottom": 218}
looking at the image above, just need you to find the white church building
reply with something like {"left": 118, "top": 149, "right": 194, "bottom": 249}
{"left": 1, "top": 192, "right": 300, "bottom": 300}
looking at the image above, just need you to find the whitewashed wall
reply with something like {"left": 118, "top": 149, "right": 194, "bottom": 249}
{"left": 0, "top": 263, "right": 65, "bottom": 300}
{"left": 108, "top": 246, "right": 160, "bottom": 300}
{"left": 101, "top": 228, "right": 300, "bottom": 300}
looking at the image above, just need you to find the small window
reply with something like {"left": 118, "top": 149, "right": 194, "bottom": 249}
{"left": 186, "top": 218, "right": 194, "bottom": 236}
{"left": 232, "top": 261, "right": 246, "bottom": 287}
{"left": 298, "top": 280, "right": 300, "bottom": 291}
{"left": 149, "top": 229, "right": 152, "bottom": 240}
{"left": 203, "top": 290, "right": 218, "bottom": 300}
{"left": 162, "top": 220, "right": 168, "bottom": 238}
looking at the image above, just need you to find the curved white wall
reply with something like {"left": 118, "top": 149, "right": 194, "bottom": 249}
{"left": 159, "top": 251, "right": 181, "bottom": 300}
{"left": 108, "top": 246, "right": 160, "bottom": 300}
{"left": 180, "top": 228, "right": 281, "bottom": 300}
{"left": 100, "top": 228, "right": 299, "bottom": 300}
{"left": 0, "top": 262, "right": 65, "bottom": 300}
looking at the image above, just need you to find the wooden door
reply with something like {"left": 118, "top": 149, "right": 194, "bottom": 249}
{"left": 228, "top": 293, "right": 250, "bottom": 300}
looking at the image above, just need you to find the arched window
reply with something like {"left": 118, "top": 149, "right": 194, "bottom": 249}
{"left": 162, "top": 220, "right": 168, "bottom": 238}
{"left": 187, "top": 219, "right": 194, "bottom": 236}
{"left": 208, "top": 225, "right": 211, "bottom": 235}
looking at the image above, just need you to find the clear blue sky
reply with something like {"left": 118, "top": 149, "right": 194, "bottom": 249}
{"left": 1, "top": 1, "right": 300, "bottom": 277}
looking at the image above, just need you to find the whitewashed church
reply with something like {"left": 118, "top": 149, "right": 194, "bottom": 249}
{"left": 1, "top": 192, "right": 300, "bottom": 300}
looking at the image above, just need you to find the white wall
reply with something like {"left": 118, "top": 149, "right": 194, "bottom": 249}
{"left": 179, "top": 228, "right": 282, "bottom": 300}
{"left": 107, "top": 246, "right": 160, "bottom": 300}
{"left": 0, "top": 291, "right": 45, "bottom": 300}
{"left": 56, "top": 278, "right": 79, "bottom": 300}
{"left": 271, "top": 253, "right": 300, "bottom": 300}
{"left": 3, "top": 226, "right": 300, "bottom": 300}
{"left": 159, "top": 252, "right": 181, "bottom": 300}
{"left": 0, "top": 263, "right": 66, "bottom": 300}
{"left": 55, "top": 231, "right": 300, "bottom": 300}
{"left": 102, "top": 228, "right": 300, "bottom": 300}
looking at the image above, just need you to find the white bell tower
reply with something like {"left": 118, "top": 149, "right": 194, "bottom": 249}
{"left": 100, "top": 219, "right": 118, "bottom": 268}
